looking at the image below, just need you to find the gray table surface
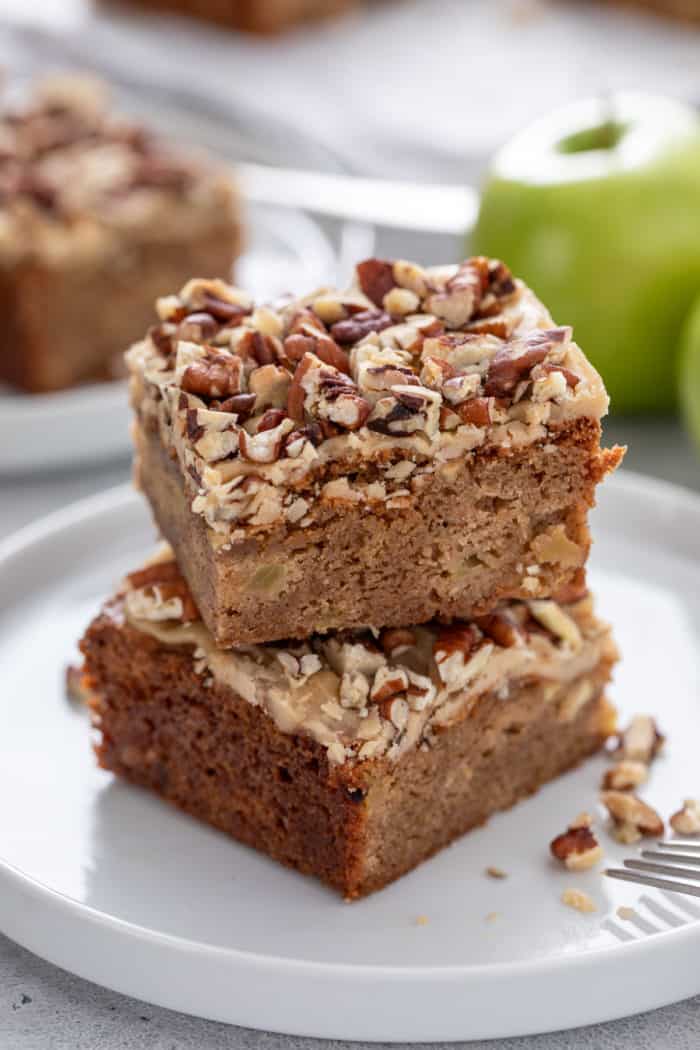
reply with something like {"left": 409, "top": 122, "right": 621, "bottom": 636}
{"left": 1, "top": 419, "right": 699, "bottom": 1048}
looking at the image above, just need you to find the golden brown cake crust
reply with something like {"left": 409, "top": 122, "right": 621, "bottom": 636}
{"left": 81, "top": 595, "right": 616, "bottom": 899}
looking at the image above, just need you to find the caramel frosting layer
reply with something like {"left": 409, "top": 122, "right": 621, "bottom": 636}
{"left": 0, "top": 75, "right": 237, "bottom": 264}
{"left": 119, "top": 550, "right": 617, "bottom": 767}
{"left": 128, "top": 257, "right": 610, "bottom": 535}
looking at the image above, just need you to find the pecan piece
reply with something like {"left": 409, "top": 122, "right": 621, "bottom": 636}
{"left": 201, "top": 292, "right": 250, "bottom": 324}
{"left": 601, "top": 760, "right": 648, "bottom": 791}
{"left": 177, "top": 311, "right": 219, "bottom": 343}
{"left": 475, "top": 610, "right": 526, "bottom": 648}
{"left": 539, "top": 362, "right": 580, "bottom": 388}
{"left": 614, "top": 715, "right": 665, "bottom": 765}
{"left": 380, "top": 628, "right": 417, "bottom": 657}
{"left": 331, "top": 309, "right": 393, "bottom": 345}
{"left": 466, "top": 315, "right": 512, "bottom": 339}
{"left": 371, "top": 665, "right": 409, "bottom": 704}
{"left": 356, "top": 258, "right": 396, "bottom": 308}
{"left": 433, "top": 623, "right": 478, "bottom": 664}
{"left": 212, "top": 392, "right": 257, "bottom": 419}
{"left": 285, "top": 309, "right": 351, "bottom": 373}
{"left": 238, "top": 417, "right": 293, "bottom": 464}
{"left": 601, "top": 791, "right": 664, "bottom": 843}
{"left": 377, "top": 695, "right": 410, "bottom": 732}
{"left": 424, "top": 258, "right": 488, "bottom": 329}
{"left": 257, "top": 408, "right": 288, "bottom": 432}
{"left": 550, "top": 815, "right": 603, "bottom": 871}
{"left": 181, "top": 352, "right": 243, "bottom": 400}
{"left": 286, "top": 354, "right": 313, "bottom": 422}
{"left": 126, "top": 560, "right": 199, "bottom": 623}
{"left": 248, "top": 364, "right": 291, "bottom": 410}
{"left": 456, "top": 397, "right": 492, "bottom": 427}
{"left": 483, "top": 327, "right": 572, "bottom": 398}
{"left": 148, "top": 323, "right": 175, "bottom": 356}
{"left": 670, "top": 799, "right": 700, "bottom": 836}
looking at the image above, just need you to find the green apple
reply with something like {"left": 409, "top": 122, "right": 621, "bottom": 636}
{"left": 679, "top": 291, "right": 700, "bottom": 449}
{"left": 472, "top": 94, "right": 700, "bottom": 413}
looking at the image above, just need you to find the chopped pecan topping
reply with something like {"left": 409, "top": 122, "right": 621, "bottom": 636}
{"left": 367, "top": 385, "right": 440, "bottom": 437}
{"left": 239, "top": 418, "right": 293, "bottom": 463}
{"left": 200, "top": 292, "right": 250, "bottom": 324}
{"left": 484, "top": 327, "right": 572, "bottom": 398}
{"left": 539, "top": 362, "right": 580, "bottom": 388}
{"left": 371, "top": 665, "right": 410, "bottom": 704}
{"left": 424, "top": 258, "right": 487, "bottom": 329}
{"left": 380, "top": 628, "right": 417, "bottom": 657}
{"left": 466, "top": 315, "right": 512, "bottom": 338}
{"left": 126, "top": 560, "right": 199, "bottom": 622}
{"left": 456, "top": 397, "right": 492, "bottom": 427}
{"left": 433, "top": 623, "right": 478, "bottom": 665}
{"left": 377, "top": 695, "right": 410, "bottom": 731}
{"left": 601, "top": 760, "right": 648, "bottom": 791}
{"left": 287, "top": 352, "right": 370, "bottom": 431}
{"left": 331, "top": 309, "right": 393, "bottom": 345}
{"left": 177, "top": 311, "right": 219, "bottom": 343}
{"left": 257, "top": 408, "right": 288, "bottom": 432}
{"left": 550, "top": 817, "right": 603, "bottom": 871}
{"left": 475, "top": 610, "right": 526, "bottom": 648}
{"left": 284, "top": 309, "right": 351, "bottom": 374}
{"left": 148, "top": 323, "right": 176, "bottom": 356}
{"left": 356, "top": 258, "right": 396, "bottom": 308}
{"left": 181, "top": 352, "right": 242, "bottom": 400}
{"left": 601, "top": 790, "right": 664, "bottom": 843}
{"left": 212, "top": 392, "right": 257, "bottom": 419}
{"left": 614, "top": 715, "right": 665, "bottom": 765}
{"left": 237, "top": 327, "right": 277, "bottom": 369}
{"left": 248, "top": 364, "right": 291, "bottom": 410}
{"left": 670, "top": 799, "right": 700, "bottom": 836}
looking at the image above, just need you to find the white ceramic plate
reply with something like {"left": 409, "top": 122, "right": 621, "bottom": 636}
{"left": 0, "top": 471, "right": 699, "bottom": 1041}
{"left": 0, "top": 204, "right": 336, "bottom": 475}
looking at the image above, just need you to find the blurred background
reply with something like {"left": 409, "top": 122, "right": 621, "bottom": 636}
{"left": 1, "top": 0, "right": 699, "bottom": 528}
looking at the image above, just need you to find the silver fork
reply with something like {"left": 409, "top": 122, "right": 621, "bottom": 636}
{"left": 606, "top": 841, "right": 700, "bottom": 897}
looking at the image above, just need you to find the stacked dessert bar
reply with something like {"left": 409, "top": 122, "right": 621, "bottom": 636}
{"left": 81, "top": 255, "right": 623, "bottom": 898}
{"left": 0, "top": 76, "right": 241, "bottom": 392}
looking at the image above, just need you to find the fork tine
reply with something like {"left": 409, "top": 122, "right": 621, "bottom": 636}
{"left": 654, "top": 841, "right": 700, "bottom": 853}
{"left": 625, "top": 858, "right": 700, "bottom": 880}
{"left": 654, "top": 844, "right": 700, "bottom": 852}
{"left": 642, "top": 850, "right": 700, "bottom": 867}
{"left": 605, "top": 868, "right": 700, "bottom": 897}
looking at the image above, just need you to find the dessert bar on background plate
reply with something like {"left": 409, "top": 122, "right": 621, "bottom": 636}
{"left": 81, "top": 549, "right": 618, "bottom": 899}
{"left": 0, "top": 204, "right": 336, "bottom": 474}
{"left": 0, "top": 73, "right": 240, "bottom": 394}
{"left": 129, "top": 256, "right": 623, "bottom": 647}
{"left": 119, "top": 0, "right": 358, "bottom": 33}
{"left": 0, "top": 479, "right": 698, "bottom": 1038}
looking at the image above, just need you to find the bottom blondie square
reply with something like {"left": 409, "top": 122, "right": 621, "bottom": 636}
{"left": 81, "top": 552, "right": 618, "bottom": 899}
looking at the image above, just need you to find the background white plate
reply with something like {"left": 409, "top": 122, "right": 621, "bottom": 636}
{"left": 0, "top": 204, "right": 336, "bottom": 475}
{"left": 0, "top": 471, "right": 699, "bottom": 1041}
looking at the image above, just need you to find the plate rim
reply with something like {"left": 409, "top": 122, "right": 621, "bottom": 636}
{"left": 2, "top": 470, "right": 700, "bottom": 1038}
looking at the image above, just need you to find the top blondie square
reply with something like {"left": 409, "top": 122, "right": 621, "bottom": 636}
{"left": 128, "top": 256, "right": 623, "bottom": 648}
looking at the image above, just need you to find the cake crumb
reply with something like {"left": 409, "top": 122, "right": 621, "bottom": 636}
{"left": 561, "top": 888, "right": 597, "bottom": 913}
{"left": 616, "top": 905, "right": 637, "bottom": 921}
{"left": 414, "top": 914, "right": 429, "bottom": 926}
{"left": 485, "top": 866, "right": 508, "bottom": 879}
{"left": 65, "top": 663, "right": 86, "bottom": 704}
